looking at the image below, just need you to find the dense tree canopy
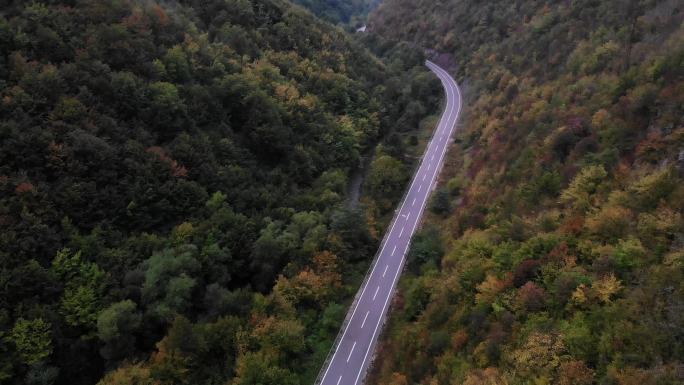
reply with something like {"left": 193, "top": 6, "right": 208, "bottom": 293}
{"left": 290, "top": 0, "right": 379, "bottom": 25}
{"left": 368, "top": 1, "right": 684, "bottom": 384}
{"left": 0, "top": 0, "right": 439, "bottom": 384}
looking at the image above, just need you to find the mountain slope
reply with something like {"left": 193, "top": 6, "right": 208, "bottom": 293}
{"left": 0, "top": 1, "right": 439, "bottom": 384}
{"left": 290, "top": 0, "right": 378, "bottom": 25}
{"left": 367, "top": 1, "right": 684, "bottom": 384}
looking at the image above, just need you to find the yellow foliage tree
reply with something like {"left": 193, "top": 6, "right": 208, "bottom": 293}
{"left": 592, "top": 273, "right": 623, "bottom": 303}
{"left": 475, "top": 274, "right": 509, "bottom": 305}
{"left": 585, "top": 206, "right": 632, "bottom": 241}
{"left": 273, "top": 251, "right": 341, "bottom": 307}
{"left": 510, "top": 332, "right": 565, "bottom": 378}
{"left": 462, "top": 367, "right": 509, "bottom": 385}
{"left": 560, "top": 165, "right": 607, "bottom": 212}
{"left": 570, "top": 284, "right": 590, "bottom": 307}
{"left": 383, "top": 372, "right": 409, "bottom": 385}
{"left": 96, "top": 363, "right": 153, "bottom": 385}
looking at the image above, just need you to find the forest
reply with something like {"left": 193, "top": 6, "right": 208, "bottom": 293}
{"left": 367, "top": 0, "right": 684, "bottom": 384}
{"left": 289, "top": 0, "right": 377, "bottom": 26}
{"left": 0, "top": 1, "right": 441, "bottom": 384}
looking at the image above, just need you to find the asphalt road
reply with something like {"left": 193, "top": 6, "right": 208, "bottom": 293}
{"left": 317, "top": 60, "right": 463, "bottom": 385}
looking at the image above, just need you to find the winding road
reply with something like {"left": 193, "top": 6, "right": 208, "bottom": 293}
{"left": 316, "top": 61, "right": 463, "bottom": 385}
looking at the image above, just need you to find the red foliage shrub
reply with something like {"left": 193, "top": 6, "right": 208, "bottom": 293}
{"left": 558, "top": 360, "right": 594, "bottom": 385}
{"left": 518, "top": 281, "right": 546, "bottom": 311}
{"left": 15, "top": 182, "right": 34, "bottom": 194}
{"left": 513, "top": 259, "right": 540, "bottom": 287}
{"left": 451, "top": 329, "right": 469, "bottom": 351}
{"left": 635, "top": 133, "right": 665, "bottom": 163}
{"left": 547, "top": 241, "right": 569, "bottom": 261}
{"left": 151, "top": 4, "right": 170, "bottom": 26}
{"left": 560, "top": 215, "right": 584, "bottom": 235}
{"left": 147, "top": 146, "right": 188, "bottom": 178}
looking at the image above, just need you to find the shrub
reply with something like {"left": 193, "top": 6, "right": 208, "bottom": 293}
{"left": 585, "top": 206, "right": 632, "bottom": 242}
{"left": 513, "top": 260, "right": 541, "bottom": 287}
{"left": 560, "top": 165, "right": 608, "bottom": 211}
{"left": 517, "top": 281, "right": 546, "bottom": 312}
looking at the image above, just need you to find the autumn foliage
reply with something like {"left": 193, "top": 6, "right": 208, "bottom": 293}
{"left": 367, "top": 0, "right": 684, "bottom": 384}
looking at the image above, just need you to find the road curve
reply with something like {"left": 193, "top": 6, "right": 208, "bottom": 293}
{"left": 317, "top": 60, "right": 463, "bottom": 385}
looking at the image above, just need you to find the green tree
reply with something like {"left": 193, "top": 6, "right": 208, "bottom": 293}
{"left": 232, "top": 352, "right": 298, "bottom": 385}
{"left": 97, "top": 300, "right": 142, "bottom": 361}
{"left": 142, "top": 245, "right": 200, "bottom": 320}
{"left": 162, "top": 46, "right": 191, "bottom": 82}
{"left": 249, "top": 220, "right": 296, "bottom": 291}
{"left": 430, "top": 187, "right": 451, "bottom": 215}
{"left": 367, "top": 154, "right": 408, "bottom": 211}
{"left": 329, "top": 208, "right": 375, "bottom": 261}
{"left": 51, "top": 248, "right": 104, "bottom": 329}
{"left": 50, "top": 96, "right": 86, "bottom": 122}
{"left": 408, "top": 225, "right": 443, "bottom": 271}
{"left": 61, "top": 285, "right": 100, "bottom": 329}
{"left": 8, "top": 318, "right": 53, "bottom": 366}
{"left": 149, "top": 316, "right": 198, "bottom": 385}
{"left": 561, "top": 313, "right": 595, "bottom": 363}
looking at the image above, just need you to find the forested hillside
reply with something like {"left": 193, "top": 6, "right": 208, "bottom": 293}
{"left": 289, "top": 0, "right": 377, "bottom": 25}
{"left": 0, "top": 1, "right": 439, "bottom": 384}
{"left": 368, "top": 1, "right": 684, "bottom": 384}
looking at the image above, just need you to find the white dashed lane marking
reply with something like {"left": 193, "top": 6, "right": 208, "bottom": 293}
{"left": 361, "top": 311, "right": 369, "bottom": 329}
{"left": 318, "top": 61, "right": 462, "bottom": 385}
{"left": 347, "top": 341, "right": 356, "bottom": 362}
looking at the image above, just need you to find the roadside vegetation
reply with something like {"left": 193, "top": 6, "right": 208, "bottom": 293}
{"left": 368, "top": 0, "right": 684, "bottom": 384}
{"left": 0, "top": 1, "right": 438, "bottom": 384}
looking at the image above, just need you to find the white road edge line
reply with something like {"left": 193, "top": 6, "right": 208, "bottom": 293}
{"left": 321, "top": 60, "right": 461, "bottom": 385}
{"left": 361, "top": 311, "right": 370, "bottom": 329}
{"left": 372, "top": 286, "right": 380, "bottom": 301}
{"left": 347, "top": 341, "right": 357, "bottom": 363}
{"left": 352, "top": 60, "right": 462, "bottom": 385}
{"left": 319, "top": 128, "right": 426, "bottom": 383}
{"left": 353, "top": 250, "right": 407, "bottom": 385}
